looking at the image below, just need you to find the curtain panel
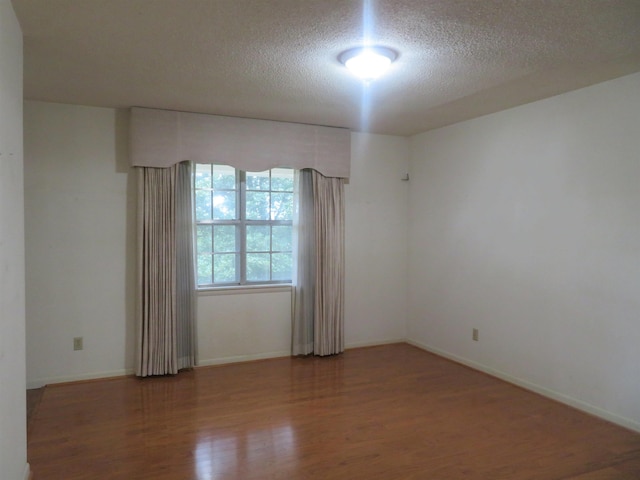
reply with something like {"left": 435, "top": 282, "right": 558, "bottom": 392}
{"left": 291, "top": 170, "right": 315, "bottom": 355}
{"left": 292, "top": 169, "right": 345, "bottom": 357}
{"left": 136, "top": 162, "right": 197, "bottom": 377}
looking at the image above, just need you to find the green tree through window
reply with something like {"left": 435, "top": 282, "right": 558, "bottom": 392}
{"left": 195, "top": 164, "right": 294, "bottom": 287}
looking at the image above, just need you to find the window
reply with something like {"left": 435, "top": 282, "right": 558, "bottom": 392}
{"left": 194, "top": 164, "right": 294, "bottom": 287}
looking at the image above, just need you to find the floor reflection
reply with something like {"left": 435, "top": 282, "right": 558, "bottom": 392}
{"left": 195, "top": 424, "right": 296, "bottom": 479}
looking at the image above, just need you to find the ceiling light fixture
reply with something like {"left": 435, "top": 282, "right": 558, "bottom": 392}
{"left": 339, "top": 46, "right": 397, "bottom": 82}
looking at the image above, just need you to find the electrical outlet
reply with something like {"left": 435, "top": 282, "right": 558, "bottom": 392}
{"left": 73, "top": 337, "right": 83, "bottom": 351}
{"left": 472, "top": 328, "right": 479, "bottom": 342}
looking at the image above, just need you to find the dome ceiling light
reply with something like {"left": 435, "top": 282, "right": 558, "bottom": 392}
{"left": 339, "top": 46, "right": 397, "bottom": 82}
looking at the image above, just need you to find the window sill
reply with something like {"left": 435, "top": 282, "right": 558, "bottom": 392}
{"left": 198, "top": 284, "right": 292, "bottom": 296}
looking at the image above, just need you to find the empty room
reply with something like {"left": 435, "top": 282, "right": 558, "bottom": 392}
{"left": 2, "top": 0, "right": 640, "bottom": 479}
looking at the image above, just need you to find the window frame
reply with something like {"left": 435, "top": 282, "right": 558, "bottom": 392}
{"left": 194, "top": 165, "right": 294, "bottom": 289}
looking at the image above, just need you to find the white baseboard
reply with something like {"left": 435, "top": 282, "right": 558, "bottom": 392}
{"left": 407, "top": 339, "right": 640, "bottom": 434}
{"left": 197, "top": 350, "right": 290, "bottom": 367}
{"left": 26, "top": 368, "right": 135, "bottom": 389}
{"left": 197, "top": 339, "right": 407, "bottom": 367}
{"left": 24, "top": 462, "right": 31, "bottom": 480}
{"left": 346, "top": 338, "right": 406, "bottom": 349}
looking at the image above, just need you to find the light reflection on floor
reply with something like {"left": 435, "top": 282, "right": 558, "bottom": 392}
{"left": 195, "top": 424, "right": 296, "bottom": 479}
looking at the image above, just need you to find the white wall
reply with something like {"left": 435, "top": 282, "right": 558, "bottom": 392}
{"left": 0, "top": 2, "right": 28, "bottom": 479}
{"left": 23, "top": 102, "right": 409, "bottom": 384}
{"left": 24, "top": 102, "right": 136, "bottom": 386}
{"left": 345, "top": 133, "right": 408, "bottom": 346}
{"left": 408, "top": 72, "right": 640, "bottom": 431}
{"left": 197, "top": 289, "right": 293, "bottom": 365}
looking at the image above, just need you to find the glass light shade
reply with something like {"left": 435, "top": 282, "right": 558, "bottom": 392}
{"left": 339, "top": 46, "right": 396, "bottom": 81}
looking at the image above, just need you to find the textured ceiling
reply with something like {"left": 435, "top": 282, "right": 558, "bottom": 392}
{"left": 12, "top": 0, "right": 640, "bottom": 136}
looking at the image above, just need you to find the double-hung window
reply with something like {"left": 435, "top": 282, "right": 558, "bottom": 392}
{"left": 195, "top": 164, "right": 294, "bottom": 288}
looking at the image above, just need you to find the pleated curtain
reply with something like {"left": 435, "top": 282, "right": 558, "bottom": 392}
{"left": 292, "top": 169, "right": 345, "bottom": 356}
{"left": 292, "top": 170, "right": 316, "bottom": 355}
{"left": 136, "top": 161, "right": 197, "bottom": 377}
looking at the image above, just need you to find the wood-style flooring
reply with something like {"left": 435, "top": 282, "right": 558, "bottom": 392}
{"left": 27, "top": 343, "right": 640, "bottom": 479}
{"left": 27, "top": 387, "right": 45, "bottom": 427}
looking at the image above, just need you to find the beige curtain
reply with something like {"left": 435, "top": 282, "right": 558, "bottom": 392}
{"left": 292, "top": 169, "right": 345, "bottom": 356}
{"left": 312, "top": 171, "right": 345, "bottom": 355}
{"left": 136, "top": 162, "right": 197, "bottom": 376}
{"left": 291, "top": 170, "right": 315, "bottom": 355}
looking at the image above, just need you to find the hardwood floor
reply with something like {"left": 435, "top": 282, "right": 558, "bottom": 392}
{"left": 27, "top": 343, "right": 640, "bottom": 479}
{"left": 27, "top": 387, "right": 45, "bottom": 427}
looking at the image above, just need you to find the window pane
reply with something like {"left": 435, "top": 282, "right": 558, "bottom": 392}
{"left": 212, "top": 191, "right": 236, "bottom": 220}
{"left": 195, "top": 164, "right": 212, "bottom": 189}
{"left": 214, "top": 254, "right": 238, "bottom": 283}
{"left": 246, "top": 191, "right": 270, "bottom": 220}
{"left": 272, "top": 225, "right": 291, "bottom": 252}
{"left": 195, "top": 190, "right": 212, "bottom": 221}
{"left": 214, "top": 225, "right": 236, "bottom": 253}
{"left": 246, "top": 170, "right": 270, "bottom": 190}
{"left": 246, "top": 225, "right": 270, "bottom": 252}
{"left": 270, "top": 192, "right": 293, "bottom": 220}
{"left": 197, "top": 254, "right": 213, "bottom": 285}
{"left": 195, "top": 165, "right": 295, "bottom": 287}
{"left": 271, "top": 168, "right": 294, "bottom": 191}
{"left": 197, "top": 225, "right": 213, "bottom": 254}
{"left": 247, "top": 253, "right": 270, "bottom": 282}
{"left": 212, "top": 164, "right": 236, "bottom": 190}
{"left": 272, "top": 253, "right": 292, "bottom": 281}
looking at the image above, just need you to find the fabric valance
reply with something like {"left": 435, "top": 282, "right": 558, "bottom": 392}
{"left": 129, "top": 107, "right": 351, "bottom": 178}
